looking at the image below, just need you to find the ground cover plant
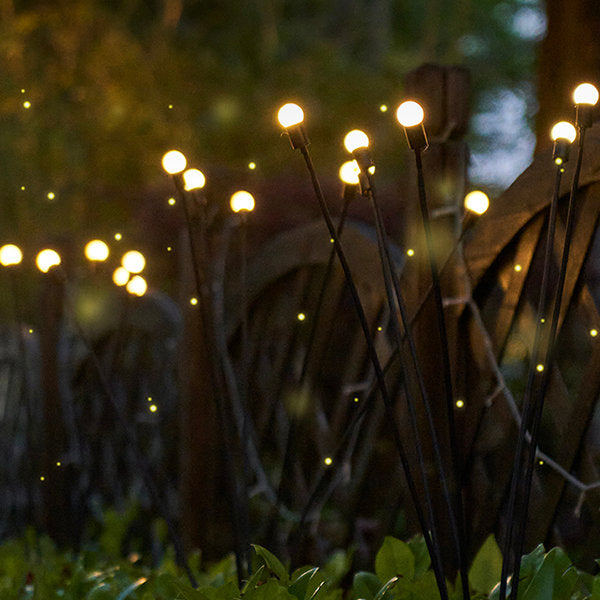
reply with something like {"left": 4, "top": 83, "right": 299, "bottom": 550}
{"left": 2, "top": 528, "right": 600, "bottom": 600}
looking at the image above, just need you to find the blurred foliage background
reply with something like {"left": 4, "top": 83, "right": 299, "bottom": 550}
{"left": 0, "top": 0, "right": 544, "bottom": 254}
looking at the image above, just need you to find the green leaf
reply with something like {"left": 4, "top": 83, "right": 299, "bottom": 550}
{"left": 252, "top": 545, "right": 289, "bottom": 585}
{"left": 321, "top": 549, "right": 352, "bottom": 588}
{"left": 468, "top": 534, "right": 503, "bottom": 594}
{"left": 407, "top": 535, "right": 431, "bottom": 579}
{"left": 373, "top": 576, "right": 399, "bottom": 600}
{"left": 351, "top": 571, "right": 381, "bottom": 600}
{"left": 154, "top": 573, "right": 209, "bottom": 600}
{"left": 413, "top": 570, "right": 442, "bottom": 600}
{"left": 375, "top": 537, "right": 415, "bottom": 584}
{"left": 116, "top": 577, "right": 148, "bottom": 600}
{"left": 243, "top": 578, "right": 295, "bottom": 600}
{"left": 521, "top": 553, "right": 554, "bottom": 600}
{"left": 592, "top": 574, "right": 600, "bottom": 600}
{"left": 289, "top": 567, "right": 325, "bottom": 600}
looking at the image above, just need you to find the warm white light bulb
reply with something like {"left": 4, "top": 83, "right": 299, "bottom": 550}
{"left": 36, "top": 249, "right": 61, "bottom": 273}
{"left": 0, "top": 244, "right": 23, "bottom": 266}
{"left": 113, "top": 266, "right": 130, "bottom": 286}
{"left": 550, "top": 121, "right": 577, "bottom": 143}
{"left": 464, "top": 191, "right": 490, "bottom": 216}
{"left": 121, "top": 250, "right": 146, "bottom": 274}
{"left": 343, "top": 129, "right": 369, "bottom": 153}
{"left": 396, "top": 101, "right": 425, "bottom": 127}
{"left": 183, "top": 168, "right": 206, "bottom": 191}
{"left": 126, "top": 275, "right": 147, "bottom": 297}
{"left": 161, "top": 150, "right": 187, "bottom": 175}
{"left": 230, "top": 190, "right": 255, "bottom": 213}
{"left": 573, "top": 83, "right": 599, "bottom": 106}
{"left": 338, "top": 160, "right": 361, "bottom": 185}
{"left": 277, "top": 103, "right": 304, "bottom": 128}
{"left": 84, "top": 240, "right": 109, "bottom": 262}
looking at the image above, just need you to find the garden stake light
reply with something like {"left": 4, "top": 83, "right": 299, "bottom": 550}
{"left": 278, "top": 104, "right": 450, "bottom": 600}
{"left": 396, "top": 100, "right": 470, "bottom": 599}
{"left": 498, "top": 120, "right": 576, "bottom": 600}
{"left": 503, "top": 84, "right": 598, "bottom": 600}
{"left": 345, "top": 127, "right": 460, "bottom": 597}
{"left": 162, "top": 152, "right": 251, "bottom": 581}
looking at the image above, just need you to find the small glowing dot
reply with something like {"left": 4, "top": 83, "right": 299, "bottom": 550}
{"left": 147, "top": 396, "right": 152, "bottom": 402}
{"left": 377, "top": 326, "right": 383, "bottom": 332}
{"left": 323, "top": 457, "right": 333, "bottom": 466}
{"left": 47, "top": 192, "right": 55, "bottom": 200}
{"left": 56, "top": 461, "right": 61, "bottom": 467}
{"left": 539, "top": 459, "right": 544, "bottom": 465}
{"left": 23, "top": 101, "right": 31, "bottom": 109}
{"left": 590, "top": 329, "right": 598, "bottom": 337}
{"left": 21, "top": 89, "right": 25, "bottom": 94}
{"left": 168, "top": 104, "right": 173, "bottom": 109}
{"left": 190, "top": 297, "right": 198, "bottom": 306}
{"left": 20, "top": 186, "right": 25, "bottom": 191}
{"left": 297, "top": 312, "right": 306, "bottom": 321}
{"left": 330, "top": 238, "right": 334, "bottom": 244}
{"left": 149, "top": 404, "right": 158, "bottom": 413}
{"left": 353, "top": 397, "right": 359, "bottom": 403}
{"left": 407, "top": 248, "right": 415, "bottom": 257}
{"left": 540, "top": 318, "right": 546, "bottom": 323}
{"left": 379, "top": 104, "right": 388, "bottom": 112}
{"left": 114, "top": 233, "right": 122, "bottom": 241}
{"left": 514, "top": 264, "right": 522, "bottom": 272}
{"left": 455, "top": 399, "right": 465, "bottom": 409}
{"left": 28, "top": 328, "right": 34, "bottom": 334}
{"left": 536, "top": 364, "right": 544, "bottom": 372}
{"left": 166, "top": 246, "right": 172, "bottom": 252}
{"left": 40, "top": 476, "right": 45, "bottom": 481}
{"left": 248, "top": 162, "right": 257, "bottom": 170}
{"left": 168, "top": 197, "right": 176, "bottom": 206}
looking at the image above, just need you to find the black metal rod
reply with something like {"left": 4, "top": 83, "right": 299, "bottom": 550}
{"left": 507, "top": 130, "right": 586, "bottom": 600}
{"left": 297, "top": 144, "right": 449, "bottom": 600}
{"left": 366, "top": 181, "right": 450, "bottom": 593}
{"left": 498, "top": 164, "right": 564, "bottom": 600}
{"left": 413, "top": 148, "right": 470, "bottom": 598}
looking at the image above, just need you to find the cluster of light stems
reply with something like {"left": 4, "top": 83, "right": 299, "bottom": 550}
{"left": 278, "top": 100, "right": 488, "bottom": 600}
{"left": 498, "top": 82, "right": 599, "bottom": 600}
{"left": 162, "top": 150, "right": 256, "bottom": 583}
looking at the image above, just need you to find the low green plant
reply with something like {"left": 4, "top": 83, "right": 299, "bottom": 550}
{"left": 1, "top": 530, "right": 600, "bottom": 599}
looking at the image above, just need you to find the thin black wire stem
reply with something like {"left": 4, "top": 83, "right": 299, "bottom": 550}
{"left": 298, "top": 145, "right": 449, "bottom": 600}
{"left": 59, "top": 273, "right": 198, "bottom": 588}
{"left": 507, "top": 130, "right": 587, "bottom": 600}
{"left": 369, "top": 182, "right": 469, "bottom": 598}
{"left": 174, "top": 178, "right": 250, "bottom": 581}
{"left": 366, "top": 182, "right": 450, "bottom": 592}
{"left": 498, "top": 164, "right": 564, "bottom": 600}
{"left": 413, "top": 148, "right": 470, "bottom": 598}
{"left": 299, "top": 185, "right": 356, "bottom": 383}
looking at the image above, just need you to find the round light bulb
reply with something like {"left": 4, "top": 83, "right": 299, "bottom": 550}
{"left": 36, "top": 249, "right": 61, "bottom": 273}
{"left": 573, "top": 83, "right": 599, "bottom": 106}
{"left": 113, "top": 266, "right": 130, "bottom": 286}
{"left": 396, "top": 101, "right": 425, "bottom": 127}
{"left": 230, "top": 190, "right": 255, "bottom": 213}
{"left": 84, "top": 239, "right": 109, "bottom": 262}
{"left": 464, "top": 191, "right": 490, "bottom": 216}
{"left": 343, "top": 129, "right": 369, "bottom": 153}
{"left": 126, "top": 275, "right": 147, "bottom": 297}
{"left": 183, "top": 168, "right": 206, "bottom": 191}
{"left": 0, "top": 244, "right": 23, "bottom": 266}
{"left": 338, "top": 160, "right": 361, "bottom": 185}
{"left": 550, "top": 121, "right": 577, "bottom": 143}
{"left": 121, "top": 250, "right": 146, "bottom": 274}
{"left": 161, "top": 150, "right": 187, "bottom": 175}
{"left": 277, "top": 103, "right": 304, "bottom": 128}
